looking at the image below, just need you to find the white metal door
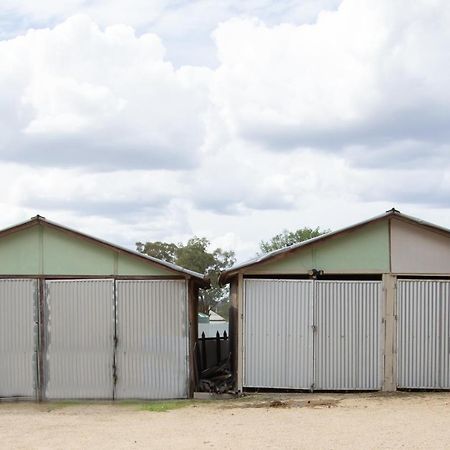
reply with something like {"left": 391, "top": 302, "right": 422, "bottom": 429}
{"left": 44, "top": 279, "right": 115, "bottom": 399}
{"left": 115, "top": 280, "right": 189, "bottom": 399}
{"left": 397, "top": 280, "right": 450, "bottom": 389}
{"left": 0, "top": 279, "right": 37, "bottom": 398}
{"left": 243, "top": 279, "right": 314, "bottom": 389}
{"left": 314, "top": 281, "right": 383, "bottom": 390}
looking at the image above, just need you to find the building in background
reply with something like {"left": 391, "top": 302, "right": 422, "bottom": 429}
{"left": 198, "top": 310, "right": 228, "bottom": 337}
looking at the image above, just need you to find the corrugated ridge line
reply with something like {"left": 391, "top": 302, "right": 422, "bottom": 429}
{"left": 115, "top": 280, "right": 188, "bottom": 399}
{"left": 0, "top": 279, "right": 36, "bottom": 398}
{"left": 243, "top": 280, "right": 313, "bottom": 389}
{"left": 45, "top": 280, "right": 114, "bottom": 399}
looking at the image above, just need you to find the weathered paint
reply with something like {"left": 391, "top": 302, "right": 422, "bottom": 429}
{"left": 314, "top": 281, "right": 383, "bottom": 390}
{"left": 391, "top": 219, "right": 450, "bottom": 274}
{"left": 44, "top": 279, "right": 115, "bottom": 399}
{"left": 0, "top": 279, "right": 37, "bottom": 398}
{"left": 0, "top": 224, "right": 175, "bottom": 276}
{"left": 247, "top": 220, "right": 390, "bottom": 275}
{"left": 115, "top": 280, "right": 188, "bottom": 399}
{"left": 397, "top": 280, "right": 450, "bottom": 389}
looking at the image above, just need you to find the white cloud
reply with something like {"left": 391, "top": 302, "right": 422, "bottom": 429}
{"left": 211, "top": 1, "right": 450, "bottom": 151}
{"left": 0, "top": 15, "right": 211, "bottom": 170}
{"left": 0, "top": 1, "right": 448, "bottom": 263}
{"left": 0, "top": 1, "right": 342, "bottom": 65}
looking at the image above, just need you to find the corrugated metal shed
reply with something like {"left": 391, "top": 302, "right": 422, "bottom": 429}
{"left": 223, "top": 210, "right": 450, "bottom": 393}
{"left": 0, "top": 216, "right": 207, "bottom": 401}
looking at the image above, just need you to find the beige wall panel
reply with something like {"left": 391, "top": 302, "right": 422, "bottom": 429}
{"left": 391, "top": 219, "right": 450, "bottom": 274}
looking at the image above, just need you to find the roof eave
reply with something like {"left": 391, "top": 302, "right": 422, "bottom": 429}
{"left": 0, "top": 216, "right": 208, "bottom": 284}
{"left": 220, "top": 209, "right": 450, "bottom": 282}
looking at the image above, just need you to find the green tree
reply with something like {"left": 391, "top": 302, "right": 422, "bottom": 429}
{"left": 136, "top": 237, "right": 235, "bottom": 314}
{"left": 259, "top": 227, "right": 330, "bottom": 254}
{"left": 136, "top": 241, "right": 178, "bottom": 263}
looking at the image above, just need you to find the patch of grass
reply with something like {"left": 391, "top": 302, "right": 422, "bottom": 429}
{"left": 140, "top": 400, "right": 193, "bottom": 412}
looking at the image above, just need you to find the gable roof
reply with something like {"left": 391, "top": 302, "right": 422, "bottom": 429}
{"left": 220, "top": 209, "right": 450, "bottom": 284}
{"left": 0, "top": 215, "right": 208, "bottom": 286}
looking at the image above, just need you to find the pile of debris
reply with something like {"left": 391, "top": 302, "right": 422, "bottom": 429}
{"left": 198, "top": 360, "right": 234, "bottom": 394}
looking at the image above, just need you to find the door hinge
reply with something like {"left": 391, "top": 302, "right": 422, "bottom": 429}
{"left": 312, "top": 325, "right": 317, "bottom": 332}
{"left": 310, "top": 383, "right": 315, "bottom": 392}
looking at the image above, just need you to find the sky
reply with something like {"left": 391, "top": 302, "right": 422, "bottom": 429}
{"left": 0, "top": 0, "right": 449, "bottom": 261}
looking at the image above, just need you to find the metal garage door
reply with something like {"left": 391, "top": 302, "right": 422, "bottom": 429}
{"left": 0, "top": 279, "right": 37, "bottom": 398}
{"left": 243, "top": 279, "right": 382, "bottom": 390}
{"left": 397, "top": 280, "right": 450, "bottom": 389}
{"left": 115, "top": 280, "right": 189, "bottom": 399}
{"left": 244, "top": 280, "right": 314, "bottom": 389}
{"left": 314, "top": 281, "right": 383, "bottom": 390}
{"left": 44, "top": 279, "right": 115, "bottom": 399}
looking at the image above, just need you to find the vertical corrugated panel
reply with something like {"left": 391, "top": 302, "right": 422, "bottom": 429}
{"left": 45, "top": 279, "right": 115, "bottom": 399}
{"left": 243, "top": 279, "right": 313, "bottom": 389}
{"left": 0, "top": 279, "right": 37, "bottom": 398}
{"left": 441, "top": 281, "right": 450, "bottom": 389}
{"left": 314, "top": 281, "right": 382, "bottom": 390}
{"left": 397, "top": 280, "right": 450, "bottom": 389}
{"left": 115, "top": 280, "right": 188, "bottom": 399}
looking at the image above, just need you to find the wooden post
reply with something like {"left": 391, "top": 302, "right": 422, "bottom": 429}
{"left": 382, "top": 273, "right": 397, "bottom": 391}
{"left": 187, "top": 279, "right": 199, "bottom": 396}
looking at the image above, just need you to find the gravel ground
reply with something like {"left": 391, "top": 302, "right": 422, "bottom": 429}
{"left": 1, "top": 392, "right": 450, "bottom": 449}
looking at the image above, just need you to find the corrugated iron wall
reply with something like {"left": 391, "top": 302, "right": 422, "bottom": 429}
{"left": 0, "top": 279, "right": 37, "bottom": 398}
{"left": 115, "top": 280, "right": 189, "bottom": 399}
{"left": 44, "top": 280, "right": 115, "bottom": 399}
{"left": 243, "top": 280, "right": 314, "bottom": 389}
{"left": 314, "top": 281, "right": 383, "bottom": 390}
{"left": 397, "top": 280, "right": 450, "bottom": 389}
{"left": 243, "top": 279, "right": 382, "bottom": 390}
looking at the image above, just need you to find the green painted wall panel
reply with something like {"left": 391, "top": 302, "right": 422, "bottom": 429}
{"left": 248, "top": 220, "right": 390, "bottom": 275}
{"left": 0, "top": 224, "right": 181, "bottom": 276}
{"left": 0, "top": 226, "right": 40, "bottom": 274}
{"left": 117, "top": 253, "right": 175, "bottom": 276}
{"left": 43, "top": 227, "right": 116, "bottom": 275}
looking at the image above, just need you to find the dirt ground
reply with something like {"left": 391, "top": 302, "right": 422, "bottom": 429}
{"left": 1, "top": 392, "right": 450, "bottom": 449}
